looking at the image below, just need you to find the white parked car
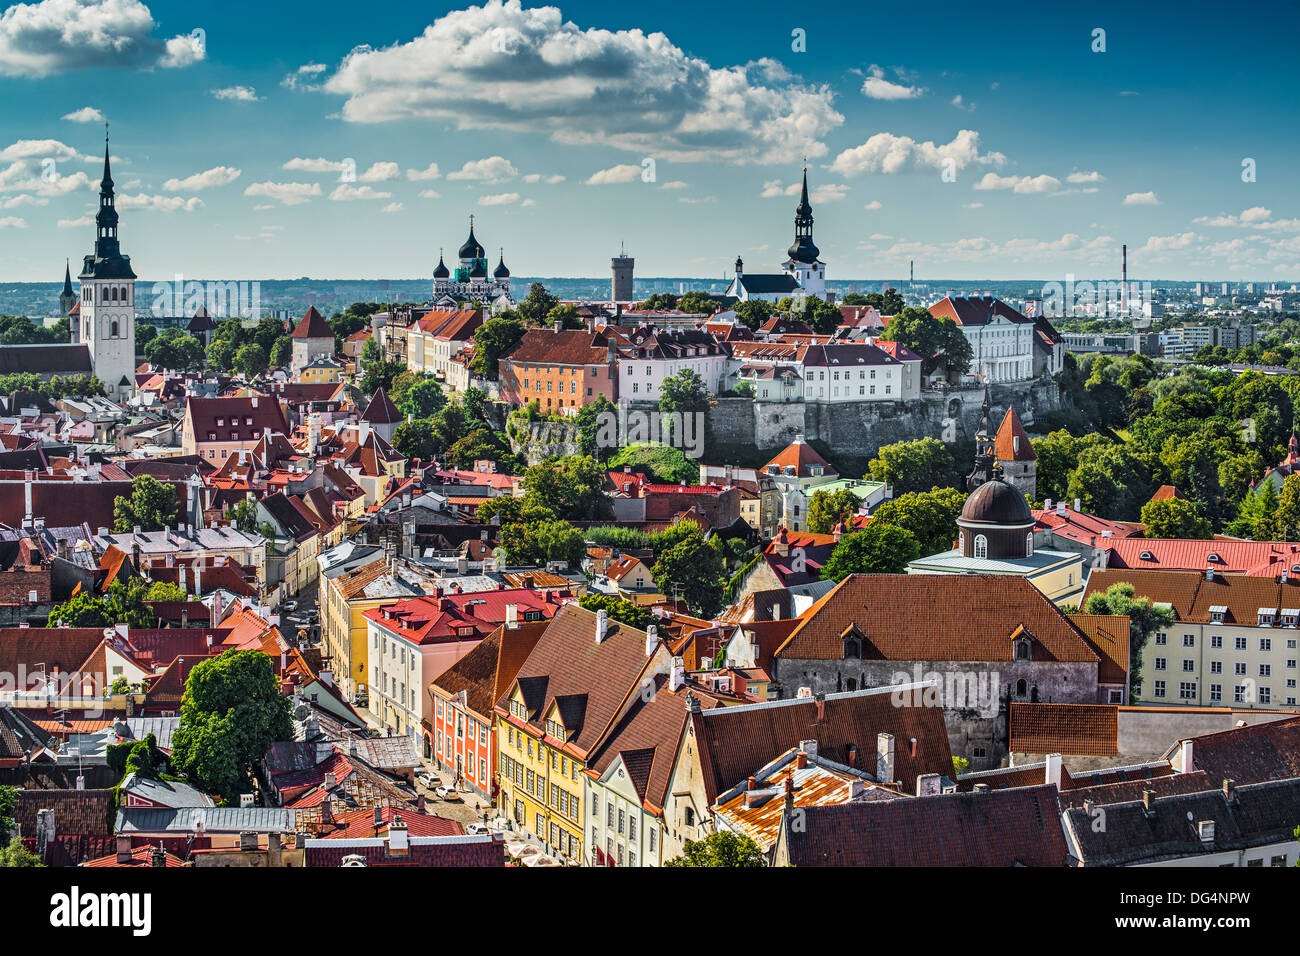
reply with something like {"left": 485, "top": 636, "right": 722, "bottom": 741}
{"left": 416, "top": 771, "right": 440, "bottom": 789}
{"left": 465, "top": 823, "right": 489, "bottom": 835}
{"left": 434, "top": 785, "right": 463, "bottom": 802}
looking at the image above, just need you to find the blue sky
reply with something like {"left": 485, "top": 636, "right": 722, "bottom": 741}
{"left": 0, "top": 0, "right": 1296, "bottom": 282}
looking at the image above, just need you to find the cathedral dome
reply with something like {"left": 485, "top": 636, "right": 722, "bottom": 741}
{"left": 433, "top": 253, "right": 450, "bottom": 279}
{"left": 468, "top": 259, "right": 487, "bottom": 278}
{"left": 494, "top": 254, "right": 510, "bottom": 279}
{"left": 959, "top": 475, "right": 1033, "bottom": 528}
{"left": 459, "top": 227, "right": 485, "bottom": 260}
{"left": 787, "top": 235, "right": 820, "bottom": 264}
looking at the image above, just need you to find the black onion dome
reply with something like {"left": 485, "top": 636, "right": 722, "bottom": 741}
{"left": 433, "top": 253, "right": 450, "bottom": 279}
{"left": 458, "top": 226, "right": 485, "bottom": 260}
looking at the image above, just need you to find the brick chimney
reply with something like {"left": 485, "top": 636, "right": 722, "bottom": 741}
{"left": 876, "top": 732, "right": 895, "bottom": 785}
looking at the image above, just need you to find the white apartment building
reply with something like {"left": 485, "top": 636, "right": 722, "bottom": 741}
{"left": 929, "top": 296, "right": 1037, "bottom": 383}
{"left": 1087, "top": 569, "right": 1300, "bottom": 709}
{"left": 616, "top": 327, "right": 728, "bottom": 401}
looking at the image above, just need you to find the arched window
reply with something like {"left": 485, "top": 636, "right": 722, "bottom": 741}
{"left": 109, "top": 286, "right": 117, "bottom": 301}
{"left": 843, "top": 636, "right": 862, "bottom": 660}
{"left": 1016, "top": 678, "right": 1028, "bottom": 697}
{"left": 974, "top": 534, "right": 988, "bottom": 559}
{"left": 111, "top": 320, "right": 119, "bottom": 338}
{"left": 684, "top": 807, "right": 694, "bottom": 827}
{"left": 1026, "top": 532, "right": 1034, "bottom": 557}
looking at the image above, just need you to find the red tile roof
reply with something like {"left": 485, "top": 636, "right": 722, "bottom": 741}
{"left": 994, "top": 408, "right": 1035, "bottom": 462}
{"left": 776, "top": 574, "right": 1099, "bottom": 664}
{"left": 291, "top": 305, "right": 333, "bottom": 339}
{"left": 929, "top": 295, "right": 1032, "bottom": 327}
{"left": 763, "top": 438, "right": 835, "bottom": 478}
{"left": 1009, "top": 702, "right": 1119, "bottom": 756}
{"left": 1100, "top": 540, "right": 1300, "bottom": 576}
{"left": 431, "top": 620, "right": 549, "bottom": 720}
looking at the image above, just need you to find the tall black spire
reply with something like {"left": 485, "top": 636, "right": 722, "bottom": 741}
{"left": 787, "top": 166, "right": 820, "bottom": 264}
{"left": 59, "top": 259, "right": 76, "bottom": 316}
{"left": 94, "top": 124, "right": 120, "bottom": 260}
{"left": 967, "top": 386, "right": 996, "bottom": 491}
{"left": 79, "top": 125, "right": 135, "bottom": 280}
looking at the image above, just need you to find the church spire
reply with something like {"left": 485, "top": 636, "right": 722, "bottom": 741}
{"left": 100, "top": 122, "right": 114, "bottom": 193}
{"left": 787, "top": 164, "right": 819, "bottom": 265}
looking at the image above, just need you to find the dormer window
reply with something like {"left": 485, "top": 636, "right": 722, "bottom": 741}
{"left": 1014, "top": 637, "right": 1031, "bottom": 661}
{"left": 1282, "top": 609, "right": 1299, "bottom": 627}
{"left": 1207, "top": 553, "right": 1223, "bottom": 563}
{"left": 1139, "top": 550, "right": 1154, "bottom": 561}
{"left": 1209, "top": 606, "right": 1227, "bottom": 624}
{"left": 843, "top": 635, "right": 862, "bottom": 660}
{"left": 1258, "top": 607, "right": 1277, "bottom": 627}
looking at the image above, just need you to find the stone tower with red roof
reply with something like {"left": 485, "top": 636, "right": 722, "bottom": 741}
{"left": 290, "top": 305, "right": 335, "bottom": 377}
{"left": 994, "top": 407, "right": 1036, "bottom": 500}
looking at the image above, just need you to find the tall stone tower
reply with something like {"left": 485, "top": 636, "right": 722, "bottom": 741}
{"left": 994, "top": 406, "right": 1038, "bottom": 501}
{"left": 78, "top": 128, "right": 136, "bottom": 401}
{"left": 611, "top": 245, "right": 634, "bottom": 303}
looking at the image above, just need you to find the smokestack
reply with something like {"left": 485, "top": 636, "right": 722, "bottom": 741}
{"left": 1122, "top": 244, "right": 1128, "bottom": 313}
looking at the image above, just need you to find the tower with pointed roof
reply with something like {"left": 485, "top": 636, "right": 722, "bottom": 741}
{"left": 59, "top": 260, "right": 76, "bottom": 317}
{"left": 290, "top": 305, "right": 335, "bottom": 377}
{"left": 781, "top": 167, "right": 826, "bottom": 297}
{"left": 78, "top": 127, "right": 136, "bottom": 401}
{"left": 994, "top": 406, "right": 1037, "bottom": 500}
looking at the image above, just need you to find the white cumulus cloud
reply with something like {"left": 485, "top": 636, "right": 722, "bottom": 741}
{"left": 163, "top": 166, "right": 240, "bottom": 191}
{"left": 830, "top": 129, "right": 1005, "bottom": 176}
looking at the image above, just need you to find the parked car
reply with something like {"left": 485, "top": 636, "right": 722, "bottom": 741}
{"left": 416, "top": 771, "right": 440, "bottom": 789}
{"left": 283, "top": 600, "right": 298, "bottom": 612}
{"left": 434, "top": 785, "right": 462, "bottom": 802}
{"left": 465, "top": 823, "right": 489, "bottom": 835}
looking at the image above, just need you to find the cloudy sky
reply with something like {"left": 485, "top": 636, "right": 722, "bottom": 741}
{"left": 0, "top": 0, "right": 1296, "bottom": 282}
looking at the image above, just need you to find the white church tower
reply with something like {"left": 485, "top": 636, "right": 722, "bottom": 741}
{"left": 78, "top": 127, "right": 136, "bottom": 401}
{"left": 781, "top": 167, "right": 826, "bottom": 297}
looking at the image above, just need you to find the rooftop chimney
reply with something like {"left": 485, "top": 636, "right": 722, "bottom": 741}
{"left": 1222, "top": 778, "right": 1237, "bottom": 805}
{"left": 594, "top": 608, "right": 608, "bottom": 643}
{"left": 876, "top": 732, "right": 895, "bottom": 785}
{"left": 669, "top": 656, "right": 686, "bottom": 692}
{"left": 387, "top": 816, "right": 409, "bottom": 855}
{"left": 1141, "top": 789, "right": 1157, "bottom": 818}
{"left": 645, "top": 624, "right": 658, "bottom": 657}
{"left": 115, "top": 834, "right": 132, "bottom": 865}
{"left": 504, "top": 604, "right": 518, "bottom": 630}
{"left": 1198, "top": 820, "right": 1216, "bottom": 843}
{"left": 1045, "top": 753, "right": 1063, "bottom": 789}
{"left": 915, "top": 773, "right": 941, "bottom": 797}
{"left": 150, "top": 845, "right": 166, "bottom": 868}
{"left": 1179, "top": 738, "right": 1195, "bottom": 773}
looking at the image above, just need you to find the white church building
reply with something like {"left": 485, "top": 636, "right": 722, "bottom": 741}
{"left": 725, "top": 168, "right": 829, "bottom": 303}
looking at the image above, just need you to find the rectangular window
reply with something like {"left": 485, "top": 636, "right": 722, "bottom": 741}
{"left": 1153, "top": 657, "right": 1166, "bottom": 671}
{"left": 1182, "top": 659, "right": 1195, "bottom": 672}
{"left": 1211, "top": 635, "right": 1222, "bottom": 649}
{"left": 1153, "top": 680, "right": 1166, "bottom": 698}
{"left": 1210, "top": 683, "right": 1222, "bottom": 702}
{"left": 1211, "top": 661, "right": 1222, "bottom": 673}
{"left": 1179, "top": 682, "right": 1197, "bottom": 700}
{"left": 1183, "top": 634, "right": 1195, "bottom": 647}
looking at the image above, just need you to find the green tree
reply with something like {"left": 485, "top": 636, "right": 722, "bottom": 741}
{"left": 47, "top": 578, "right": 155, "bottom": 628}
{"left": 470, "top": 316, "right": 526, "bottom": 379}
{"left": 206, "top": 337, "right": 236, "bottom": 372}
{"left": 227, "top": 497, "right": 260, "bottom": 534}
{"left": 500, "top": 518, "right": 586, "bottom": 569}
{"left": 392, "top": 419, "right": 440, "bottom": 462}
{"left": 806, "top": 487, "right": 861, "bottom": 534}
{"left": 1277, "top": 473, "right": 1300, "bottom": 541}
{"left": 578, "top": 594, "right": 652, "bottom": 630}
{"left": 665, "top": 831, "right": 765, "bottom": 868}
{"left": 521, "top": 455, "right": 611, "bottom": 521}
{"left": 866, "top": 437, "right": 960, "bottom": 496}
{"left": 145, "top": 330, "right": 205, "bottom": 372}
{"left": 359, "top": 359, "right": 404, "bottom": 396}
{"left": 0, "top": 837, "right": 41, "bottom": 867}
{"left": 545, "top": 303, "right": 584, "bottom": 330}
{"left": 880, "top": 307, "right": 972, "bottom": 376}
{"left": 651, "top": 527, "right": 726, "bottom": 616}
{"left": 869, "top": 486, "right": 968, "bottom": 554}
{"left": 170, "top": 649, "right": 293, "bottom": 803}
{"left": 398, "top": 377, "right": 447, "bottom": 419}
{"left": 734, "top": 298, "right": 773, "bottom": 331}
{"left": 517, "top": 283, "right": 560, "bottom": 326}
{"left": 1228, "top": 480, "right": 1280, "bottom": 539}
{"left": 269, "top": 335, "right": 292, "bottom": 368}
{"left": 1082, "top": 581, "right": 1175, "bottom": 700}
{"left": 1140, "top": 497, "right": 1212, "bottom": 539}
{"left": 658, "top": 368, "right": 712, "bottom": 447}
{"left": 234, "top": 343, "right": 269, "bottom": 379}
{"left": 113, "top": 474, "right": 179, "bottom": 533}
{"left": 821, "top": 524, "right": 922, "bottom": 580}
{"left": 135, "top": 323, "right": 158, "bottom": 350}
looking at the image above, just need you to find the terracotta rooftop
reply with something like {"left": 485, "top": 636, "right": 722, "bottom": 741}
{"left": 1009, "top": 702, "right": 1119, "bottom": 756}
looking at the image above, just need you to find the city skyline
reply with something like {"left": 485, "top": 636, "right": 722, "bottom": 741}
{"left": 0, "top": 0, "right": 1296, "bottom": 283}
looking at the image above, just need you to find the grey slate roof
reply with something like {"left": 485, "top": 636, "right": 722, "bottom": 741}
{"left": 116, "top": 806, "right": 295, "bottom": 834}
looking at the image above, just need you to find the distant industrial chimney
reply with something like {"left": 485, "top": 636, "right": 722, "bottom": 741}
{"left": 1122, "top": 243, "right": 1128, "bottom": 313}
